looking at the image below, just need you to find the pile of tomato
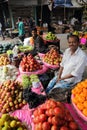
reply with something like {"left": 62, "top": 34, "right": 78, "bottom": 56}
{"left": 32, "top": 99, "right": 79, "bottom": 130}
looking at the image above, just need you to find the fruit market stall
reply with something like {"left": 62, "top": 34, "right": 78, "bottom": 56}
{"left": 43, "top": 32, "right": 60, "bottom": 51}
{"left": 0, "top": 72, "right": 87, "bottom": 129}
{"left": 0, "top": 38, "right": 87, "bottom": 130}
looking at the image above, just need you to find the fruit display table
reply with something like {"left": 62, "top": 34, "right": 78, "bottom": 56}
{"left": 43, "top": 32, "right": 60, "bottom": 51}
{"left": 44, "top": 39, "right": 60, "bottom": 51}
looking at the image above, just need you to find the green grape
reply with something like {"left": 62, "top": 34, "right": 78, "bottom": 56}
{"left": 3, "top": 66, "right": 8, "bottom": 73}
{"left": 7, "top": 50, "right": 13, "bottom": 55}
{"left": 22, "top": 75, "right": 32, "bottom": 88}
{"left": 30, "top": 74, "right": 39, "bottom": 82}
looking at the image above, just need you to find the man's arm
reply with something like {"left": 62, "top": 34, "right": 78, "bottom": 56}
{"left": 56, "top": 66, "right": 74, "bottom": 82}
{"left": 60, "top": 74, "right": 74, "bottom": 81}
{"left": 56, "top": 66, "right": 63, "bottom": 82}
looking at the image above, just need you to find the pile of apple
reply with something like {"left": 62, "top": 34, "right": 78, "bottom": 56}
{"left": 0, "top": 80, "right": 26, "bottom": 114}
{"left": 0, "top": 55, "right": 10, "bottom": 66}
{"left": 43, "top": 48, "right": 62, "bottom": 65}
{"left": 20, "top": 54, "right": 42, "bottom": 72}
{"left": 33, "top": 99, "right": 79, "bottom": 130}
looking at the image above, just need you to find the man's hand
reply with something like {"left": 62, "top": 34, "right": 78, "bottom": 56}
{"left": 56, "top": 77, "right": 61, "bottom": 83}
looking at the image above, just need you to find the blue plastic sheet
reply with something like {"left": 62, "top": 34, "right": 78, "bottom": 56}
{"left": 54, "top": 0, "right": 72, "bottom": 7}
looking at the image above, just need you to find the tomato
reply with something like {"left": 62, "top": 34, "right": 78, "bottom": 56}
{"left": 39, "top": 104, "right": 47, "bottom": 110}
{"left": 48, "top": 108, "right": 54, "bottom": 116}
{"left": 69, "top": 121, "right": 78, "bottom": 130}
{"left": 33, "top": 116, "right": 40, "bottom": 124}
{"left": 37, "top": 122, "right": 42, "bottom": 130}
{"left": 54, "top": 107, "right": 63, "bottom": 117}
{"left": 57, "top": 102, "right": 65, "bottom": 111}
{"left": 34, "top": 123, "right": 42, "bottom": 130}
{"left": 34, "top": 124, "right": 38, "bottom": 130}
{"left": 65, "top": 109, "right": 70, "bottom": 115}
{"left": 57, "top": 101, "right": 63, "bottom": 106}
{"left": 48, "top": 116, "right": 53, "bottom": 124}
{"left": 52, "top": 116, "right": 60, "bottom": 125}
{"left": 50, "top": 100, "right": 57, "bottom": 108}
{"left": 38, "top": 108, "right": 45, "bottom": 115}
{"left": 46, "top": 103, "right": 51, "bottom": 109}
{"left": 65, "top": 114, "right": 74, "bottom": 122}
{"left": 26, "top": 68, "right": 29, "bottom": 72}
{"left": 60, "top": 126, "right": 69, "bottom": 130}
{"left": 39, "top": 114, "right": 47, "bottom": 122}
{"left": 45, "top": 99, "right": 51, "bottom": 104}
{"left": 33, "top": 109, "right": 38, "bottom": 117}
{"left": 45, "top": 110, "right": 50, "bottom": 116}
{"left": 23, "top": 58, "right": 26, "bottom": 63}
{"left": 42, "top": 122, "right": 51, "bottom": 130}
{"left": 51, "top": 125, "right": 58, "bottom": 130}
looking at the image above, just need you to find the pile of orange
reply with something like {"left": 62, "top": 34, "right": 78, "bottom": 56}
{"left": 72, "top": 79, "right": 87, "bottom": 117}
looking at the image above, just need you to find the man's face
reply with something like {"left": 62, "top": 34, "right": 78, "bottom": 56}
{"left": 68, "top": 37, "right": 79, "bottom": 51}
{"left": 32, "top": 30, "right": 37, "bottom": 38}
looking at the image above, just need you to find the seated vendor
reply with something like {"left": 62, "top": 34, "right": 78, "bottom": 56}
{"left": 23, "top": 27, "right": 38, "bottom": 46}
{"left": 35, "top": 30, "right": 47, "bottom": 53}
{"left": 30, "top": 30, "right": 48, "bottom": 56}
{"left": 46, "top": 34, "right": 87, "bottom": 93}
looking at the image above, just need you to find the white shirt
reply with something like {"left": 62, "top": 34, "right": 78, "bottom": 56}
{"left": 60, "top": 47, "right": 87, "bottom": 84}
{"left": 71, "top": 17, "right": 77, "bottom": 25}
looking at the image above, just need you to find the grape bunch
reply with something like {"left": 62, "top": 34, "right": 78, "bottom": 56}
{"left": 22, "top": 74, "right": 32, "bottom": 88}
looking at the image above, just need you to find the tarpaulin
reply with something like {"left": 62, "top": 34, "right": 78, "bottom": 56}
{"left": 54, "top": 0, "right": 73, "bottom": 7}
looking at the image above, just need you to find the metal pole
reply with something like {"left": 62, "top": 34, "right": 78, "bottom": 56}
{"left": 40, "top": 0, "right": 43, "bottom": 27}
{"left": 64, "top": 0, "right": 66, "bottom": 20}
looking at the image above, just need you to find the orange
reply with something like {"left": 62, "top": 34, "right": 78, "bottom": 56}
{"left": 78, "top": 96, "right": 85, "bottom": 103}
{"left": 83, "top": 101, "right": 87, "bottom": 108}
{"left": 77, "top": 103, "right": 84, "bottom": 111}
{"left": 82, "top": 108, "right": 87, "bottom": 117}
{"left": 72, "top": 98, "right": 78, "bottom": 105}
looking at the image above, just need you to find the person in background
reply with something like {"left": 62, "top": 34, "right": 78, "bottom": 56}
{"left": 23, "top": 27, "right": 38, "bottom": 47}
{"left": 70, "top": 16, "right": 78, "bottom": 28}
{"left": 31, "top": 28, "right": 38, "bottom": 41}
{"left": 18, "top": 17, "right": 25, "bottom": 42}
{"left": 0, "top": 22, "right": 5, "bottom": 40}
{"left": 46, "top": 34, "right": 87, "bottom": 93}
{"left": 82, "top": 21, "right": 87, "bottom": 32}
{"left": 30, "top": 29, "right": 47, "bottom": 56}
{"left": 34, "top": 30, "right": 47, "bottom": 54}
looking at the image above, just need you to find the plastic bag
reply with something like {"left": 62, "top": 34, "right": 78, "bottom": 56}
{"left": 23, "top": 38, "right": 30, "bottom": 46}
{"left": 12, "top": 45, "right": 19, "bottom": 57}
{"left": 11, "top": 109, "right": 32, "bottom": 129}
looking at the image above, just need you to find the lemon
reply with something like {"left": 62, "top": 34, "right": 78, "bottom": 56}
{"left": 10, "top": 120, "right": 17, "bottom": 127}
